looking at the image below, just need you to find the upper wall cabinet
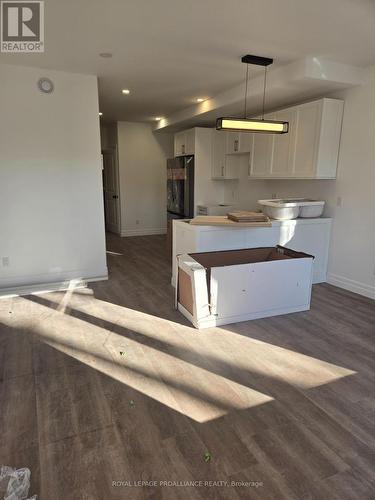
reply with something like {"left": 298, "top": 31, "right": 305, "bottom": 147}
{"left": 174, "top": 128, "right": 251, "bottom": 158}
{"left": 174, "top": 128, "right": 196, "bottom": 156}
{"left": 249, "top": 98, "right": 344, "bottom": 179}
{"left": 272, "top": 108, "right": 298, "bottom": 177}
{"left": 249, "top": 114, "right": 275, "bottom": 177}
{"left": 211, "top": 130, "right": 239, "bottom": 179}
{"left": 226, "top": 131, "right": 252, "bottom": 155}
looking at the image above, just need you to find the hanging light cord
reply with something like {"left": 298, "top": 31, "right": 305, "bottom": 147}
{"left": 244, "top": 63, "right": 249, "bottom": 119}
{"left": 261, "top": 66, "right": 268, "bottom": 120}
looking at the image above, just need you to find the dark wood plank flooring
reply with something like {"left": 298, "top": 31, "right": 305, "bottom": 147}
{"left": 1, "top": 233, "right": 375, "bottom": 499}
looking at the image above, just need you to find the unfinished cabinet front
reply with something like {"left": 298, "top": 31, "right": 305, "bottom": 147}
{"left": 177, "top": 246, "right": 314, "bottom": 329}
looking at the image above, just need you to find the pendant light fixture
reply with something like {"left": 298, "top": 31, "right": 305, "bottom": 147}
{"left": 216, "top": 55, "right": 288, "bottom": 134}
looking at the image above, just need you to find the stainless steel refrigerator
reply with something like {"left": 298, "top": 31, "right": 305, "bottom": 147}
{"left": 166, "top": 155, "right": 194, "bottom": 259}
{"left": 167, "top": 156, "right": 194, "bottom": 219}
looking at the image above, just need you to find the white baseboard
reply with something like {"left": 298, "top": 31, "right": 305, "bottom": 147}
{"left": 120, "top": 227, "right": 167, "bottom": 237}
{"left": 0, "top": 269, "right": 108, "bottom": 298}
{"left": 327, "top": 273, "right": 375, "bottom": 300}
{"left": 312, "top": 272, "right": 327, "bottom": 285}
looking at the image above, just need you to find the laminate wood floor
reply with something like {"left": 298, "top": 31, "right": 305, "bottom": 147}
{"left": 1, "top": 233, "right": 375, "bottom": 499}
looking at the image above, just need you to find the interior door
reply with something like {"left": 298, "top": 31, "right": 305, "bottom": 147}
{"left": 102, "top": 148, "right": 121, "bottom": 234}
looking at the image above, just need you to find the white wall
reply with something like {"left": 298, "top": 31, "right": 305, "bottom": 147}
{"left": 100, "top": 125, "right": 109, "bottom": 150}
{"left": 117, "top": 122, "right": 173, "bottom": 236}
{"left": 0, "top": 63, "right": 107, "bottom": 293}
{"left": 263, "top": 69, "right": 375, "bottom": 299}
{"left": 223, "top": 155, "right": 271, "bottom": 210}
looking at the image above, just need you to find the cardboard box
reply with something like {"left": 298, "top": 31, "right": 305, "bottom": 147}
{"left": 176, "top": 246, "right": 314, "bottom": 329}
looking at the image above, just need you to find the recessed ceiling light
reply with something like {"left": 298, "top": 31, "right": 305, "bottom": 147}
{"left": 99, "top": 52, "right": 112, "bottom": 58}
{"left": 155, "top": 117, "right": 163, "bottom": 121}
{"left": 99, "top": 112, "right": 103, "bottom": 116}
{"left": 196, "top": 98, "right": 205, "bottom": 103}
{"left": 122, "top": 89, "right": 130, "bottom": 95}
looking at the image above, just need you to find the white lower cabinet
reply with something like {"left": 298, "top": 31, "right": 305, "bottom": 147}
{"left": 177, "top": 247, "right": 314, "bottom": 329}
{"left": 249, "top": 98, "right": 344, "bottom": 179}
{"left": 172, "top": 218, "right": 332, "bottom": 289}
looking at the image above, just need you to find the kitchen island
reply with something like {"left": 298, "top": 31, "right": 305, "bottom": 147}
{"left": 172, "top": 217, "right": 332, "bottom": 287}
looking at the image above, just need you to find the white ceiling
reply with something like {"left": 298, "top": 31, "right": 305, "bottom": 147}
{"left": 154, "top": 57, "right": 366, "bottom": 131}
{"left": 1, "top": 0, "right": 375, "bottom": 123}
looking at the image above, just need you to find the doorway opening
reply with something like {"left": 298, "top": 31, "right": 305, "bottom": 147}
{"left": 102, "top": 147, "right": 121, "bottom": 234}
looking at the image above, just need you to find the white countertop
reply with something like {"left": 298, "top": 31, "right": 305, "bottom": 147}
{"left": 175, "top": 217, "right": 332, "bottom": 231}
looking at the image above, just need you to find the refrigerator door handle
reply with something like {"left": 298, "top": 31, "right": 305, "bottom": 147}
{"left": 184, "top": 159, "right": 189, "bottom": 217}
{"left": 183, "top": 156, "right": 194, "bottom": 218}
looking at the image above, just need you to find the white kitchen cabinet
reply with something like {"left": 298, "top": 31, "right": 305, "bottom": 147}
{"left": 211, "top": 130, "right": 239, "bottom": 179}
{"left": 293, "top": 101, "right": 321, "bottom": 177}
{"left": 212, "top": 130, "right": 226, "bottom": 178}
{"left": 185, "top": 128, "right": 196, "bottom": 155}
{"left": 174, "top": 128, "right": 196, "bottom": 156}
{"left": 226, "top": 132, "right": 240, "bottom": 154}
{"left": 226, "top": 131, "right": 252, "bottom": 154}
{"left": 249, "top": 98, "right": 344, "bottom": 179}
{"left": 271, "top": 108, "right": 297, "bottom": 177}
{"left": 177, "top": 246, "right": 314, "bottom": 329}
{"left": 172, "top": 217, "right": 332, "bottom": 288}
{"left": 174, "top": 131, "right": 185, "bottom": 156}
{"left": 249, "top": 114, "right": 274, "bottom": 177}
{"left": 239, "top": 132, "right": 252, "bottom": 153}
{"left": 294, "top": 99, "right": 343, "bottom": 178}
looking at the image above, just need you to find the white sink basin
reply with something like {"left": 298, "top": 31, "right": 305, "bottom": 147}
{"left": 258, "top": 198, "right": 325, "bottom": 220}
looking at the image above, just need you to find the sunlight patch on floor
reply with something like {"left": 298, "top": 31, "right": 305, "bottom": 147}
{"left": 1, "top": 289, "right": 356, "bottom": 422}
{"left": 40, "top": 289, "right": 356, "bottom": 390}
{"left": 3, "top": 297, "right": 273, "bottom": 422}
{"left": 214, "top": 325, "right": 356, "bottom": 389}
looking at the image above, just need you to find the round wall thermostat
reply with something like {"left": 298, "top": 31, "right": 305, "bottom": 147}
{"left": 38, "top": 78, "right": 54, "bottom": 94}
